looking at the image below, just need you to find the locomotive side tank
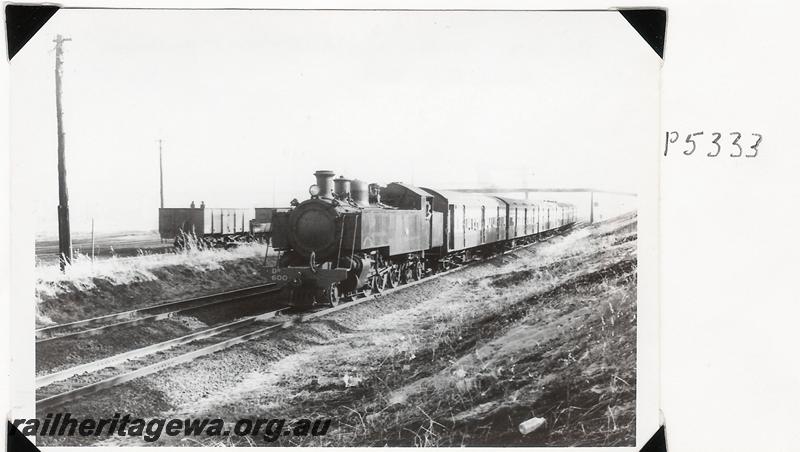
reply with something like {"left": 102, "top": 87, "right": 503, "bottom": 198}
{"left": 363, "top": 183, "right": 433, "bottom": 254}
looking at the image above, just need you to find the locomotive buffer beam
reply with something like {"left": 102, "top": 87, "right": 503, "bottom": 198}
{"left": 268, "top": 266, "right": 349, "bottom": 291}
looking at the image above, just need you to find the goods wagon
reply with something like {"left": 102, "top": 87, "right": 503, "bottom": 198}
{"left": 159, "top": 207, "right": 258, "bottom": 247}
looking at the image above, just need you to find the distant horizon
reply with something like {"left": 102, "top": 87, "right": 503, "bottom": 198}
{"left": 35, "top": 229, "right": 159, "bottom": 241}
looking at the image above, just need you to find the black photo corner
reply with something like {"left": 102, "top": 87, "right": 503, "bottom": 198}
{"left": 5, "top": 4, "right": 60, "bottom": 60}
{"left": 618, "top": 8, "right": 667, "bottom": 59}
{"left": 640, "top": 425, "right": 668, "bottom": 452}
{"left": 7, "top": 421, "right": 41, "bottom": 452}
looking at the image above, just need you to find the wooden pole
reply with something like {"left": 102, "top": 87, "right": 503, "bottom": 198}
{"left": 589, "top": 191, "right": 594, "bottom": 224}
{"left": 54, "top": 34, "right": 73, "bottom": 271}
{"left": 91, "top": 218, "right": 95, "bottom": 262}
{"left": 158, "top": 139, "right": 164, "bottom": 208}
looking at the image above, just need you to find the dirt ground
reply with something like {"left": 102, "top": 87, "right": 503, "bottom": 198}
{"left": 40, "top": 213, "right": 637, "bottom": 447}
{"left": 36, "top": 292, "right": 283, "bottom": 377}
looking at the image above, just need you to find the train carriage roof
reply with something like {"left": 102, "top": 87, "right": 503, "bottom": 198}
{"left": 493, "top": 195, "right": 542, "bottom": 209}
{"left": 494, "top": 196, "right": 536, "bottom": 207}
{"left": 420, "top": 188, "right": 506, "bottom": 208}
{"left": 386, "top": 182, "right": 433, "bottom": 199}
{"left": 381, "top": 182, "right": 434, "bottom": 210}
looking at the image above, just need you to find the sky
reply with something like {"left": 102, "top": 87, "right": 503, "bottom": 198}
{"left": 10, "top": 9, "right": 660, "bottom": 236}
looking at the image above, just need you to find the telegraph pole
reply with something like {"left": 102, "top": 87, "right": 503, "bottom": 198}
{"left": 158, "top": 139, "right": 164, "bottom": 208}
{"left": 589, "top": 191, "right": 594, "bottom": 224}
{"left": 54, "top": 34, "right": 72, "bottom": 271}
{"left": 91, "top": 218, "right": 95, "bottom": 262}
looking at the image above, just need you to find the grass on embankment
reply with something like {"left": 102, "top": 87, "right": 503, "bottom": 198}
{"left": 35, "top": 242, "right": 274, "bottom": 327}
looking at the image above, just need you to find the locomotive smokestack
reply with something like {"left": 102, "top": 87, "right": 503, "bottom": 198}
{"left": 369, "top": 183, "right": 382, "bottom": 204}
{"left": 314, "top": 170, "right": 335, "bottom": 199}
{"left": 334, "top": 176, "right": 351, "bottom": 199}
{"left": 351, "top": 179, "right": 369, "bottom": 206}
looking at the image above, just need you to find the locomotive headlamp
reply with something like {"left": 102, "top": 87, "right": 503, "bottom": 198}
{"left": 309, "top": 184, "right": 320, "bottom": 196}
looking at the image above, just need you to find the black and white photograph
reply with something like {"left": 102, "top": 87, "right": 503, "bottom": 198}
{"left": 6, "top": 5, "right": 662, "bottom": 448}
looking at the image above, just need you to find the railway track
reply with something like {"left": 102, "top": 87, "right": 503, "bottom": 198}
{"left": 36, "top": 236, "right": 560, "bottom": 411}
{"left": 36, "top": 283, "right": 278, "bottom": 343}
{"left": 35, "top": 306, "right": 287, "bottom": 389}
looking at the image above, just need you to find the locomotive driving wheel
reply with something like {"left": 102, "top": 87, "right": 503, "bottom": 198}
{"left": 413, "top": 261, "right": 425, "bottom": 281}
{"left": 373, "top": 272, "right": 388, "bottom": 293}
{"left": 402, "top": 263, "right": 415, "bottom": 284}
{"left": 326, "top": 284, "right": 340, "bottom": 307}
{"left": 387, "top": 265, "right": 401, "bottom": 288}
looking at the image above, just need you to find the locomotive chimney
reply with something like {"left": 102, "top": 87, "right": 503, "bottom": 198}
{"left": 334, "top": 176, "right": 351, "bottom": 199}
{"left": 369, "top": 183, "right": 382, "bottom": 204}
{"left": 351, "top": 179, "right": 369, "bottom": 206}
{"left": 314, "top": 170, "right": 335, "bottom": 199}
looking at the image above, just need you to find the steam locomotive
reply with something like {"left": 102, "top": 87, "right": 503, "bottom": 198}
{"left": 268, "top": 170, "right": 577, "bottom": 308}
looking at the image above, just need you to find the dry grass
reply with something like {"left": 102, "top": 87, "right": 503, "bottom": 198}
{"left": 34, "top": 240, "right": 269, "bottom": 325}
